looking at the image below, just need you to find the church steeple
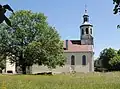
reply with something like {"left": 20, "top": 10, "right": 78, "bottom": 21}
{"left": 83, "top": 5, "right": 89, "bottom": 23}
{"left": 80, "top": 7, "right": 94, "bottom": 45}
{"left": 83, "top": 9, "right": 89, "bottom": 23}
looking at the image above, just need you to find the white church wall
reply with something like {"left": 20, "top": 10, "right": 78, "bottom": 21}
{"left": 65, "top": 52, "right": 94, "bottom": 72}
{"left": 32, "top": 65, "right": 70, "bottom": 74}
{"left": 6, "top": 58, "right": 16, "bottom": 74}
{"left": 31, "top": 52, "right": 94, "bottom": 74}
{"left": 32, "top": 65, "right": 51, "bottom": 74}
{"left": 5, "top": 52, "right": 94, "bottom": 74}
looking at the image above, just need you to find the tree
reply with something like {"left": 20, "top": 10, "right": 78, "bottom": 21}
{"left": 94, "top": 58, "right": 100, "bottom": 68}
{"left": 117, "top": 49, "right": 120, "bottom": 55}
{"left": 0, "top": 10, "right": 65, "bottom": 74}
{"left": 113, "top": 0, "right": 120, "bottom": 14}
{"left": 99, "top": 48, "right": 117, "bottom": 70}
{"left": 109, "top": 49, "right": 120, "bottom": 70}
{"left": 0, "top": 55, "right": 5, "bottom": 71}
{"left": 0, "top": 24, "right": 10, "bottom": 71}
{"left": 109, "top": 54, "right": 120, "bottom": 70}
{"left": 113, "top": 0, "right": 120, "bottom": 28}
{"left": 0, "top": 4, "right": 14, "bottom": 26}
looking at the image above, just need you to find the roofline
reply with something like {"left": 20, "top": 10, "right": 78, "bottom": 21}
{"left": 83, "top": 14, "right": 89, "bottom": 17}
{"left": 64, "top": 51, "right": 94, "bottom": 53}
{"left": 80, "top": 24, "right": 93, "bottom": 28}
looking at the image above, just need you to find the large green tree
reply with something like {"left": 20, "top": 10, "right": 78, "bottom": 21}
{"left": 99, "top": 48, "right": 117, "bottom": 70}
{"left": 0, "top": 10, "right": 65, "bottom": 74}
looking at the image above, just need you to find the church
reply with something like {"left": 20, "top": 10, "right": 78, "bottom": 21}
{"left": 5, "top": 9, "right": 94, "bottom": 74}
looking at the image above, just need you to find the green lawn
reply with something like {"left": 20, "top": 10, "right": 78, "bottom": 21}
{"left": 0, "top": 72, "right": 120, "bottom": 89}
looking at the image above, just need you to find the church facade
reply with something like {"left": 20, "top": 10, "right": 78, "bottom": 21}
{"left": 5, "top": 9, "right": 94, "bottom": 74}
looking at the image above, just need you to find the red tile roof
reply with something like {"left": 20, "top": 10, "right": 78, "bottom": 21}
{"left": 64, "top": 40, "right": 93, "bottom": 52}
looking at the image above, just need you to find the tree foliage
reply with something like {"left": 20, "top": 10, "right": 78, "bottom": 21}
{"left": 99, "top": 48, "right": 117, "bottom": 69}
{"left": 0, "top": 10, "right": 65, "bottom": 74}
{"left": 109, "top": 49, "right": 120, "bottom": 70}
{"left": 0, "top": 4, "right": 14, "bottom": 27}
{"left": 25, "top": 27, "right": 65, "bottom": 69}
{"left": 113, "top": 0, "right": 120, "bottom": 28}
{"left": 109, "top": 55, "right": 120, "bottom": 69}
{"left": 98, "top": 47, "right": 120, "bottom": 71}
{"left": 113, "top": 0, "right": 120, "bottom": 14}
{"left": 0, "top": 55, "right": 5, "bottom": 70}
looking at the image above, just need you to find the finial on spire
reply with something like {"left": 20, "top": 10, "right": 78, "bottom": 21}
{"left": 85, "top": 4, "right": 87, "bottom": 11}
{"left": 85, "top": 4, "right": 87, "bottom": 13}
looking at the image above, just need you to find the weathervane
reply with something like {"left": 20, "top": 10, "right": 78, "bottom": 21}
{"left": 0, "top": 4, "right": 14, "bottom": 27}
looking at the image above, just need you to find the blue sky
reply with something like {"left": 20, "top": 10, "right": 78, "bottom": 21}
{"left": 0, "top": 0, "right": 120, "bottom": 58}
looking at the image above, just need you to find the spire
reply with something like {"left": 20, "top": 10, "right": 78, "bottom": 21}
{"left": 84, "top": 4, "right": 88, "bottom": 15}
{"left": 83, "top": 4, "right": 89, "bottom": 23}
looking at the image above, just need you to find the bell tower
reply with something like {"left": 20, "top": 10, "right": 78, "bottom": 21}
{"left": 80, "top": 7, "right": 93, "bottom": 45}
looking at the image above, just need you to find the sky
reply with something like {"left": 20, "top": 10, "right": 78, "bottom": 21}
{"left": 0, "top": 0, "right": 120, "bottom": 58}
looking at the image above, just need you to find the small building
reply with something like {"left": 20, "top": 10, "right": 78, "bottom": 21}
{"left": 5, "top": 9, "right": 94, "bottom": 74}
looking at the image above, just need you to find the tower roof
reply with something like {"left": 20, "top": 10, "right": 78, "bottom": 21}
{"left": 80, "top": 6, "right": 93, "bottom": 27}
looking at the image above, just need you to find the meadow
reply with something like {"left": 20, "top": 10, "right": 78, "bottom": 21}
{"left": 0, "top": 72, "right": 120, "bottom": 89}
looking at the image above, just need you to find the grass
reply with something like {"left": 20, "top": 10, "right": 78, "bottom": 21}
{"left": 0, "top": 72, "right": 120, "bottom": 89}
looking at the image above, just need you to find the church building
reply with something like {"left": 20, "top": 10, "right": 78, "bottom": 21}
{"left": 62, "top": 9, "right": 94, "bottom": 72}
{"left": 5, "top": 9, "right": 94, "bottom": 74}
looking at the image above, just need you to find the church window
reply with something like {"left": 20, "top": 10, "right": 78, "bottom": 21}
{"left": 71, "top": 55, "right": 75, "bottom": 65}
{"left": 82, "top": 29, "right": 84, "bottom": 35}
{"left": 86, "top": 28, "right": 89, "bottom": 34}
{"left": 90, "top": 28, "right": 92, "bottom": 34}
{"left": 82, "top": 55, "right": 86, "bottom": 65}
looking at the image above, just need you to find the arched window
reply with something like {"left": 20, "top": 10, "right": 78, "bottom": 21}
{"left": 82, "top": 55, "right": 86, "bottom": 65}
{"left": 82, "top": 29, "right": 84, "bottom": 35}
{"left": 90, "top": 28, "right": 92, "bottom": 34}
{"left": 71, "top": 55, "right": 75, "bottom": 65}
{"left": 86, "top": 28, "right": 89, "bottom": 34}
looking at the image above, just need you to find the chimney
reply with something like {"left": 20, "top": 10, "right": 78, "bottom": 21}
{"left": 66, "top": 40, "right": 68, "bottom": 50}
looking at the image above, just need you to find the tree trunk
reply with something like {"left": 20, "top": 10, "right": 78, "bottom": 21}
{"left": 20, "top": 49, "right": 27, "bottom": 74}
{"left": 22, "top": 64, "right": 26, "bottom": 74}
